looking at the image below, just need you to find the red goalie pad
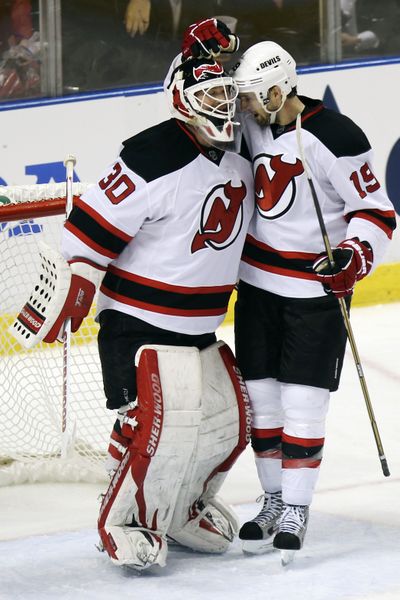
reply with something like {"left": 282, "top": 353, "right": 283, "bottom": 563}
{"left": 98, "top": 345, "right": 202, "bottom": 565}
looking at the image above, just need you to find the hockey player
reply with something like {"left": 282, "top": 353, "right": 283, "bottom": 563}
{"left": 180, "top": 19, "right": 397, "bottom": 558}
{"left": 11, "top": 56, "right": 254, "bottom": 570}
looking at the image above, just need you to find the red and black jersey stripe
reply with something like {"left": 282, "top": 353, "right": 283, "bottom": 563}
{"left": 345, "top": 208, "right": 397, "bottom": 239}
{"left": 242, "top": 234, "right": 319, "bottom": 280}
{"left": 65, "top": 198, "right": 132, "bottom": 259}
{"left": 101, "top": 265, "right": 234, "bottom": 316}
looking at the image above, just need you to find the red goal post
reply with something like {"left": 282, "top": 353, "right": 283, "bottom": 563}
{"left": 0, "top": 182, "right": 113, "bottom": 486}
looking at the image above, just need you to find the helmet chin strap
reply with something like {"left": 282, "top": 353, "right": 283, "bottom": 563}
{"left": 263, "top": 90, "right": 287, "bottom": 124}
{"left": 269, "top": 111, "right": 277, "bottom": 124}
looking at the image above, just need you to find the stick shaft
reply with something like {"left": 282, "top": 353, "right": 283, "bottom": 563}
{"left": 295, "top": 116, "right": 390, "bottom": 477}
{"left": 61, "top": 155, "right": 76, "bottom": 458}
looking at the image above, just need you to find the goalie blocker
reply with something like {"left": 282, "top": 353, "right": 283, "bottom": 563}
{"left": 98, "top": 341, "right": 251, "bottom": 570}
{"left": 9, "top": 243, "right": 105, "bottom": 348}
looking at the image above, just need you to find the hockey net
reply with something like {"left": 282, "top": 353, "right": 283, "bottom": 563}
{"left": 0, "top": 183, "right": 114, "bottom": 486}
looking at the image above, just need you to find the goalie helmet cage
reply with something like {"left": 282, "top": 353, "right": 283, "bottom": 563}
{"left": 0, "top": 183, "right": 113, "bottom": 486}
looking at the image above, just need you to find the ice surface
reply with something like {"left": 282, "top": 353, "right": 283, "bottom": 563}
{"left": 0, "top": 303, "right": 399, "bottom": 600}
{"left": 1, "top": 505, "right": 400, "bottom": 600}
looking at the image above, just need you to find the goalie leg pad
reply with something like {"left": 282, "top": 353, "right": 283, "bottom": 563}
{"left": 168, "top": 341, "right": 251, "bottom": 552}
{"left": 98, "top": 344, "right": 203, "bottom": 568}
{"left": 169, "top": 495, "right": 240, "bottom": 553}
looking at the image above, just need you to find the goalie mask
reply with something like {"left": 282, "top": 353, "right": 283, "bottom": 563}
{"left": 232, "top": 41, "right": 297, "bottom": 120}
{"left": 165, "top": 57, "right": 240, "bottom": 149}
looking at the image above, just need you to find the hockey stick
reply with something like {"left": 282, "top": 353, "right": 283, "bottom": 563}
{"left": 295, "top": 114, "right": 390, "bottom": 477}
{"left": 61, "top": 154, "right": 77, "bottom": 459}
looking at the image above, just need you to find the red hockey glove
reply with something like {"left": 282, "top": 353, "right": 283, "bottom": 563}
{"left": 312, "top": 238, "right": 373, "bottom": 298}
{"left": 10, "top": 245, "right": 106, "bottom": 349}
{"left": 43, "top": 258, "right": 106, "bottom": 343}
{"left": 181, "top": 18, "right": 239, "bottom": 60}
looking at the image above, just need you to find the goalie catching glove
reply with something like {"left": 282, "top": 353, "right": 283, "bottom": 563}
{"left": 9, "top": 243, "right": 105, "bottom": 348}
{"left": 181, "top": 18, "right": 239, "bottom": 60}
{"left": 312, "top": 238, "right": 373, "bottom": 298}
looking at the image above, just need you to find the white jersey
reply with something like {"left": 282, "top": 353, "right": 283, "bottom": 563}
{"left": 62, "top": 119, "right": 254, "bottom": 334}
{"left": 240, "top": 96, "right": 396, "bottom": 298}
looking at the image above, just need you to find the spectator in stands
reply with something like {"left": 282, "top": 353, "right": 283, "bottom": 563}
{"left": 200, "top": 1, "right": 320, "bottom": 65}
{"left": 62, "top": 1, "right": 220, "bottom": 92}
{"left": 0, "top": 0, "right": 40, "bottom": 99}
{"left": 341, "top": 0, "right": 400, "bottom": 57}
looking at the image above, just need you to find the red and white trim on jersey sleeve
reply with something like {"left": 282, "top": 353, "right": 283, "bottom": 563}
{"left": 345, "top": 208, "right": 397, "bottom": 240}
{"left": 100, "top": 264, "right": 235, "bottom": 317}
{"left": 65, "top": 197, "right": 133, "bottom": 259}
{"left": 242, "top": 234, "right": 319, "bottom": 281}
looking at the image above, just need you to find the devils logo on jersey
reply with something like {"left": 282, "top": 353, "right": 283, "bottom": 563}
{"left": 254, "top": 153, "right": 304, "bottom": 220}
{"left": 191, "top": 181, "right": 246, "bottom": 252}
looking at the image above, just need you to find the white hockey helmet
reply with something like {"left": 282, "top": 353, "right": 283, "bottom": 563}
{"left": 165, "top": 56, "right": 239, "bottom": 145}
{"left": 231, "top": 41, "right": 297, "bottom": 114}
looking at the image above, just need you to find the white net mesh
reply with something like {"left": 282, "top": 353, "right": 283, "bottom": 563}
{"left": 0, "top": 182, "right": 92, "bottom": 205}
{"left": 0, "top": 184, "right": 113, "bottom": 486}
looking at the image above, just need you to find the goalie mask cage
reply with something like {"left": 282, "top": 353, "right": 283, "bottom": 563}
{"left": 0, "top": 183, "right": 113, "bottom": 486}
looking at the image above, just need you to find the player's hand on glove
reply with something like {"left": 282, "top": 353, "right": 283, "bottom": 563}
{"left": 181, "top": 18, "right": 239, "bottom": 60}
{"left": 312, "top": 238, "right": 373, "bottom": 298}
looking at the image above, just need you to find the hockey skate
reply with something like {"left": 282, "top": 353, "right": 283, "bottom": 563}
{"left": 239, "top": 491, "right": 282, "bottom": 554}
{"left": 273, "top": 503, "right": 309, "bottom": 565}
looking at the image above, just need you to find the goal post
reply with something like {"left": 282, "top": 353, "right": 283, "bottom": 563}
{"left": 0, "top": 180, "right": 113, "bottom": 486}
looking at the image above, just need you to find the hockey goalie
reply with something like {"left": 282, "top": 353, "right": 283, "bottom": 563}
{"left": 9, "top": 52, "right": 254, "bottom": 570}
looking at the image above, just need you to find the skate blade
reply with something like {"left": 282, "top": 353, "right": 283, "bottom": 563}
{"left": 242, "top": 538, "right": 276, "bottom": 555}
{"left": 280, "top": 550, "right": 296, "bottom": 566}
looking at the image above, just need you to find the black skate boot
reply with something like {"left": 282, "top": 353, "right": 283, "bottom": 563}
{"left": 273, "top": 502, "right": 309, "bottom": 564}
{"left": 239, "top": 491, "right": 282, "bottom": 554}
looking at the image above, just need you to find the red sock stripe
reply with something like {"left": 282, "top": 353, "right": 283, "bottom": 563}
{"left": 282, "top": 433, "right": 324, "bottom": 447}
{"left": 252, "top": 427, "right": 283, "bottom": 439}
{"left": 282, "top": 457, "right": 322, "bottom": 469}
{"left": 255, "top": 448, "right": 282, "bottom": 459}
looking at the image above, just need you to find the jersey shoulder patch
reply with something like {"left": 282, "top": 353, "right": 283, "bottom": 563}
{"left": 120, "top": 119, "right": 200, "bottom": 182}
{"left": 302, "top": 107, "right": 371, "bottom": 158}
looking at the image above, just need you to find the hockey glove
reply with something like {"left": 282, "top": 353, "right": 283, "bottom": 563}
{"left": 312, "top": 238, "right": 373, "bottom": 298}
{"left": 43, "top": 258, "right": 106, "bottom": 342}
{"left": 181, "top": 18, "right": 239, "bottom": 60}
{"left": 9, "top": 244, "right": 106, "bottom": 349}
